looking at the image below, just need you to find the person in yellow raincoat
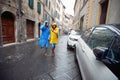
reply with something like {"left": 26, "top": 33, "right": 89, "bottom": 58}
{"left": 50, "top": 22, "right": 59, "bottom": 56}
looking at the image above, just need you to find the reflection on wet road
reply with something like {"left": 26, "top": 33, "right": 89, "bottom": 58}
{"left": 0, "top": 35, "right": 82, "bottom": 80}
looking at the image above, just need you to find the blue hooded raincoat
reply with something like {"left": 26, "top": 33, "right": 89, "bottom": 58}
{"left": 38, "top": 24, "right": 50, "bottom": 48}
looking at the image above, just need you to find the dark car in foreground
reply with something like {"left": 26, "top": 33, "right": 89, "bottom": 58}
{"left": 75, "top": 24, "right": 120, "bottom": 80}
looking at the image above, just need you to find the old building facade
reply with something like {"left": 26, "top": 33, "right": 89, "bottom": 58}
{"left": 91, "top": 0, "right": 120, "bottom": 26}
{"left": 0, "top": 0, "right": 17, "bottom": 46}
{"left": 0, "top": 0, "right": 66, "bottom": 46}
{"left": 74, "top": 0, "right": 120, "bottom": 31}
{"left": 73, "top": 0, "right": 81, "bottom": 30}
{"left": 63, "top": 13, "right": 74, "bottom": 30}
{"left": 0, "top": 0, "right": 45, "bottom": 46}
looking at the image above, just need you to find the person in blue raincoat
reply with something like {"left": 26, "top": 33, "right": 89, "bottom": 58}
{"left": 38, "top": 21, "right": 50, "bottom": 55}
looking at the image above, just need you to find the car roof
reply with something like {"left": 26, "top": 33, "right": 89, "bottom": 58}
{"left": 94, "top": 24, "right": 120, "bottom": 36}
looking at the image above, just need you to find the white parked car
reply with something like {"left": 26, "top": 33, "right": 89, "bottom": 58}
{"left": 67, "top": 30, "right": 81, "bottom": 49}
{"left": 75, "top": 24, "right": 120, "bottom": 80}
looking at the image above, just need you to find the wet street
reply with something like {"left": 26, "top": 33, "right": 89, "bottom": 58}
{"left": 0, "top": 35, "right": 82, "bottom": 80}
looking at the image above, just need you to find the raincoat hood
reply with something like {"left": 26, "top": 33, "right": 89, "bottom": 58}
{"left": 44, "top": 20, "right": 48, "bottom": 25}
{"left": 51, "top": 22, "right": 57, "bottom": 27}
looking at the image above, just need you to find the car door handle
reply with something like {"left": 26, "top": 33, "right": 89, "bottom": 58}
{"left": 82, "top": 47, "right": 85, "bottom": 52}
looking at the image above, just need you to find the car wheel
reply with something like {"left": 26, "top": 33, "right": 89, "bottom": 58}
{"left": 67, "top": 43, "right": 70, "bottom": 49}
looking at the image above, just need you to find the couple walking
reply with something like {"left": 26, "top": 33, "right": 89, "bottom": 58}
{"left": 38, "top": 21, "right": 58, "bottom": 57}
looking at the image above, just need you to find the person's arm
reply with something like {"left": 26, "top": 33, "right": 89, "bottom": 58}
{"left": 48, "top": 34, "right": 50, "bottom": 40}
{"left": 40, "top": 25, "right": 45, "bottom": 31}
{"left": 48, "top": 28, "right": 51, "bottom": 40}
{"left": 52, "top": 28, "right": 58, "bottom": 34}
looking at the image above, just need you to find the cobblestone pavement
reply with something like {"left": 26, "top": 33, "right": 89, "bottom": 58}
{"left": 0, "top": 35, "right": 82, "bottom": 80}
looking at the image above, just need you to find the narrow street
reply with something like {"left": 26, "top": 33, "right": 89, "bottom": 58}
{"left": 0, "top": 0, "right": 120, "bottom": 80}
{"left": 0, "top": 35, "right": 82, "bottom": 80}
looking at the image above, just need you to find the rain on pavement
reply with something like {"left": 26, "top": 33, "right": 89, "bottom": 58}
{"left": 0, "top": 35, "right": 82, "bottom": 80}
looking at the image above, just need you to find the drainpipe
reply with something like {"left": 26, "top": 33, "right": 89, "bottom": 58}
{"left": 17, "top": 0, "right": 22, "bottom": 42}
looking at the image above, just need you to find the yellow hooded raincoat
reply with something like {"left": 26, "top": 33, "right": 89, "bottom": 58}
{"left": 50, "top": 24, "right": 59, "bottom": 44}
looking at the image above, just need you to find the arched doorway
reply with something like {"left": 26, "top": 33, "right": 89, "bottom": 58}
{"left": 1, "top": 11, "right": 15, "bottom": 44}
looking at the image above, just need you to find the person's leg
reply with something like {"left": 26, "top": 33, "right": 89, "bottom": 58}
{"left": 44, "top": 47, "right": 47, "bottom": 56}
{"left": 51, "top": 43, "right": 56, "bottom": 56}
{"left": 44, "top": 41, "right": 49, "bottom": 56}
{"left": 39, "top": 39, "right": 47, "bottom": 55}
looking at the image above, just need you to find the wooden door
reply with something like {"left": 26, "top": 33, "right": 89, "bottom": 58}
{"left": 2, "top": 13, "right": 15, "bottom": 44}
{"left": 100, "top": 0, "right": 109, "bottom": 24}
{"left": 26, "top": 20, "right": 34, "bottom": 39}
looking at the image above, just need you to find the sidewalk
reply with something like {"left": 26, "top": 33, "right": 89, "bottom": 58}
{"left": 0, "top": 40, "right": 42, "bottom": 64}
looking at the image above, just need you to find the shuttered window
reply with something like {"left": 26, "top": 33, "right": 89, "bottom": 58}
{"left": 28, "top": 0, "right": 34, "bottom": 9}
{"left": 44, "top": 14, "right": 47, "bottom": 21}
{"left": 48, "top": 16, "right": 50, "bottom": 22}
{"left": 46, "top": 0, "right": 48, "bottom": 7}
{"left": 49, "top": 2, "right": 50, "bottom": 10}
{"left": 37, "top": 2, "right": 41, "bottom": 14}
{"left": 54, "top": 10, "right": 57, "bottom": 17}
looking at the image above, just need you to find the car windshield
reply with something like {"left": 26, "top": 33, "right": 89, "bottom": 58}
{"left": 70, "top": 30, "right": 81, "bottom": 35}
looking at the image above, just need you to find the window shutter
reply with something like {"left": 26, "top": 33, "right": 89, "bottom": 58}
{"left": 48, "top": 16, "right": 50, "bottom": 22}
{"left": 46, "top": 0, "right": 48, "bottom": 7}
{"left": 37, "top": 2, "right": 41, "bottom": 14}
{"left": 29, "top": 0, "right": 34, "bottom": 9}
{"left": 54, "top": 11, "right": 57, "bottom": 17}
{"left": 44, "top": 14, "right": 47, "bottom": 21}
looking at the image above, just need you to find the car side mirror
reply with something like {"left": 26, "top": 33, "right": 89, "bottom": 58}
{"left": 93, "top": 47, "right": 108, "bottom": 60}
